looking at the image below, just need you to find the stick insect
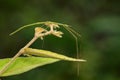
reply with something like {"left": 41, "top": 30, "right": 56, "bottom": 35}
{"left": 10, "top": 21, "right": 81, "bottom": 57}
{"left": 10, "top": 21, "right": 81, "bottom": 76}
{"left": 0, "top": 21, "right": 82, "bottom": 76}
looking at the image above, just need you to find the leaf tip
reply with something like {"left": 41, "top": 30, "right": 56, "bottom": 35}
{"left": 77, "top": 59, "right": 87, "bottom": 62}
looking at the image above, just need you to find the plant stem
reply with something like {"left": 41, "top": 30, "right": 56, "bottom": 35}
{"left": 0, "top": 36, "right": 38, "bottom": 75}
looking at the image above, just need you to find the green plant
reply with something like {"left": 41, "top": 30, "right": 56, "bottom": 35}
{"left": 0, "top": 21, "right": 86, "bottom": 77}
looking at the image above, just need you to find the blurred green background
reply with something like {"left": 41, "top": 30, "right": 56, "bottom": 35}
{"left": 0, "top": 0, "right": 120, "bottom": 80}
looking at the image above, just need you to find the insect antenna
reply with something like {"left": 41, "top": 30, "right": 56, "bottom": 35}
{"left": 10, "top": 22, "right": 46, "bottom": 36}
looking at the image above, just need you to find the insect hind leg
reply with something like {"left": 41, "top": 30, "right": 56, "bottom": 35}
{"left": 62, "top": 25, "right": 81, "bottom": 76}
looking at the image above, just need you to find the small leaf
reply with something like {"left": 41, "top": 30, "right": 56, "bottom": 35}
{"left": 0, "top": 57, "right": 60, "bottom": 77}
{"left": 24, "top": 48, "right": 86, "bottom": 62}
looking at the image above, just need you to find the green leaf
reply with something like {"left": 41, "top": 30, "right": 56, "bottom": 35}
{"left": 0, "top": 57, "right": 60, "bottom": 77}
{"left": 0, "top": 48, "right": 86, "bottom": 77}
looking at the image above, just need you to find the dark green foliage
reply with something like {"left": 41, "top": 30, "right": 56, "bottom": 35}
{"left": 0, "top": 0, "right": 120, "bottom": 80}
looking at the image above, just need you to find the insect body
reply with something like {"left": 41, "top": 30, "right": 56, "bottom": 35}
{"left": 10, "top": 21, "right": 81, "bottom": 75}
